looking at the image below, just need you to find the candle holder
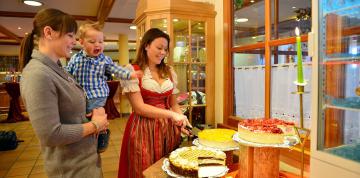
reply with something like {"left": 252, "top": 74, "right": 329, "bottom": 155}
{"left": 291, "top": 80, "right": 311, "bottom": 178}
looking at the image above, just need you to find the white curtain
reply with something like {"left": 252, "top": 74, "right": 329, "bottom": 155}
{"left": 234, "top": 65, "right": 265, "bottom": 118}
{"left": 234, "top": 63, "right": 312, "bottom": 129}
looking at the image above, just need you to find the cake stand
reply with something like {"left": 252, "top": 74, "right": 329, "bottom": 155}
{"left": 232, "top": 132, "right": 300, "bottom": 178}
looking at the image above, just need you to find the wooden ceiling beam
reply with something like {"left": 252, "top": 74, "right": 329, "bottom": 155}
{"left": 0, "top": 11, "right": 133, "bottom": 24}
{"left": 97, "top": 0, "right": 116, "bottom": 25}
{"left": 0, "top": 25, "right": 21, "bottom": 42}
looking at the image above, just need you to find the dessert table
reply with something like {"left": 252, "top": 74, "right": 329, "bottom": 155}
{"left": 104, "top": 81, "right": 120, "bottom": 120}
{"left": 3, "top": 82, "right": 28, "bottom": 123}
{"left": 143, "top": 157, "right": 240, "bottom": 178}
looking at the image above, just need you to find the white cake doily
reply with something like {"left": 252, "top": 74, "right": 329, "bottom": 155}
{"left": 162, "top": 158, "right": 229, "bottom": 178}
{"left": 192, "top": 138, "right": 239, "bottom": 151}
{"left": 232, "top": 132, "right": 300, "bottom": 148}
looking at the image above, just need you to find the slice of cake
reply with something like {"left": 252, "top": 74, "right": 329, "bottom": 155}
{"left": 237, "top": 118, "right": 296, "bottom": 144}
{"left": 169, "top": 146, "right": 226, "bottom": 177}
{"left": 198, "top": 129, "right": 238, "bottom": 149}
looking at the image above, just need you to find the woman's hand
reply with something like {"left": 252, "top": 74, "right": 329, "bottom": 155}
{"left": 91, "top": 107, "right": 108, "bottom": 132}
{"left": 130, "top": 70, "right": 144, "bottom": 79}
{"left": 171, "top": 112, "right": 192, "bottom": 136}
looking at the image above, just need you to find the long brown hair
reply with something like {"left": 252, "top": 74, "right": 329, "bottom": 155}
{"left": 134, "top": 28, "right": 171, "bottom": 78}
{"left": 19, "top": 8, "right": 77, "bottom": 69}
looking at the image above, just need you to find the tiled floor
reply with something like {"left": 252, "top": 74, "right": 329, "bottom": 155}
{"left": 0, "top": 113, "right": 127, "bottom": 178}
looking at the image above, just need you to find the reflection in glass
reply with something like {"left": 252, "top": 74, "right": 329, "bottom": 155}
{"left": 233, "top": 0, "right": 265, "bottom": 46}
{"left": 191, "top": 21, "right": 206, "bottom": 62}
{"left": 173, "top": 19, "right": 189, "bottom": 62}
{"left": 150, "top": 19, "right": 168, "bottom": 33}
{"left": 190, "top": 106, "right": 206, "bottom": 127}
{"left": 271, "top": 42, "right": 311, "bottom": 64}
{"left": 173, "top": 63, "right": 189, "bottom": 95}
{"left": 191, "top": 64, "right": 206, "bottom": 93}
{"left": 271, "top": 0, "right": 311, "bottom": 39}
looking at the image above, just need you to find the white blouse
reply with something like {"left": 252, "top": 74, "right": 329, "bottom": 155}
{"left": 120, "top": 64, "right": 179, "bottom": 94}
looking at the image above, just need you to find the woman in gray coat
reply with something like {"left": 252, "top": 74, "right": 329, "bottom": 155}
{"left": 19, "top": 8, "right": 108, "bottom": 178}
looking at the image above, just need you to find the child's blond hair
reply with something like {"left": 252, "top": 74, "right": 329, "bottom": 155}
{"left": 78, "top": 21, "right": 104, "bottom": 39}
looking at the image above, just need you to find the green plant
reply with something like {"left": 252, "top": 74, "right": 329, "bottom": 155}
{"left": 234, "top": 0, "right": 244, "bottom": 10}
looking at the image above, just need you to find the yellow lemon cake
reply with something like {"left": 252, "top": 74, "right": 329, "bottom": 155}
{"left": 198, "top": 129, "right": 238, "bottom": 149}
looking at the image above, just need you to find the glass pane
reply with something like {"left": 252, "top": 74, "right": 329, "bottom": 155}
{"left": 271, "top": 0, "right": 311, "bottom": 39}
{"left": 271, "top": 42, "right": 311, "bottom": 65}
{"left": 322, "top": 108, "right": 360, "bottom": 162}
{"left": 233, "top": 51, "right": 265, "bottom": 118}
{"left": 150, "top": 19, "right": 168, "bottom": 33}
{"left": 191, "top": 21, "right": 206, "bottom": 62}
{"left": 321, "top": 4, "right": 360, "bottom": 60}
{"left": 190, "top": 106, "right": 206, "bottom": 127}
{"left": 191, "top": 64, "right": 206, "bottom": 105}
{"left": 173, "top": 19, "right": 189, "bottom": 62}
{"left": 174, "top": 63, "right": 189, "bottom": 105}
{"left": 233, "top": 0, "right": 265, "bottom": 47}
{"left": 270, "top": 63, "right": 312, "bottom": 129}
{"left": 318, "top": 0, "right": 360, "bottom": 163}
{"left": 0, "top": 56, "right": 19, "bottom": 72}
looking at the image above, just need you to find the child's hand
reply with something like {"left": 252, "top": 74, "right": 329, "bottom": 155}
{"left": 130, "top": 70, "right": 143, "bottom": 79}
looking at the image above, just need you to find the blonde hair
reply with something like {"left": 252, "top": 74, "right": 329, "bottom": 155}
{"left": 78, "top": 21, "right": 103, "bottom": 39}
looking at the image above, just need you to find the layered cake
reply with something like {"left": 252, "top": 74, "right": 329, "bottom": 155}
{"left": 238, "top": 118, "right": 296, "bottom": 144}
{"left": 169, "top": 146, "right": 226, "bottom": 177}
{"left": 198, "top": 129, "right": 238, "bottom": 149}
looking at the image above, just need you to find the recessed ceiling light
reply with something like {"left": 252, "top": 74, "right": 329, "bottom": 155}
{"left": 17, "top": 27, "right": 22, "bottom": 30}
{"left": 23, "top": 0, "right": 43, "bottom": 7}
{"left": 250, "top": 0, "right": 255, "bottom": 3}
{"left": 173, "top": 19, "right": 179, "bottom": 22}
{"left": 235, "top": 18, "right": 249, "bottom": 23}
{"left": 292, "top": 6, "right": 297, "bottom": 9}
{"left": 129, "top": 25, "right": 136, "bottom": 30}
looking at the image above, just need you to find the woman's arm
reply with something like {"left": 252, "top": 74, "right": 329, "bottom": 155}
{"left": 169, "top": 94, "right": 182, "bottom": 114}
{"left": 169, "top": 94, "right": 192, "bottom": 135}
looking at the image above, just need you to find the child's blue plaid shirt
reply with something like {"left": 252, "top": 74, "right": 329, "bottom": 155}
{"left": 66, "top": 50, "right": 130, "bottom": 99}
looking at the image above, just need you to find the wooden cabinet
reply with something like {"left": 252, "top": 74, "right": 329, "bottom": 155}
{"left": 134, "top": 0, "right": 216, "bottom": 126}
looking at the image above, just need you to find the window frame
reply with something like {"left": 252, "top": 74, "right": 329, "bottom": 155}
{"left": 223, "top": 0, "right": 309, "bottom": 127}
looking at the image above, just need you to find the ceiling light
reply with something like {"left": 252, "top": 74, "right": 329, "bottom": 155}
{"left": 250, "top": 0, "right": 255, "bottom": 3}
{"left": 235, "top": 18, "right": 248, "bottom": 23}
{"left": 23, "top": 0, "right": 43, "bottom": 6}
{"left": 129, "top": 25, "right": 136, "bottom": 30}
{"left": 17, "top": 27, "right": 22, "bottom": 30}
{"left": 292, "top": 6, "right": 297, "bottom": 9}
{"left": 173, "top": 19, "right": 179, "bottom": 22}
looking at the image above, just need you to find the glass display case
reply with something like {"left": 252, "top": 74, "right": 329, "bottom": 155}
{"left": 311, "top": 0, "right": 360, "bottom": 177}
{"left": 133, "top": 0, "right": 216, "bottom": 126}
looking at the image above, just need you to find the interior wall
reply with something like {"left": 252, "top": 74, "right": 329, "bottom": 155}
{"left": 214, "top": 0, "right": 224, "bottom": 125}
{"left": 0, "top": 45, "right": 20, "bottom": 56}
